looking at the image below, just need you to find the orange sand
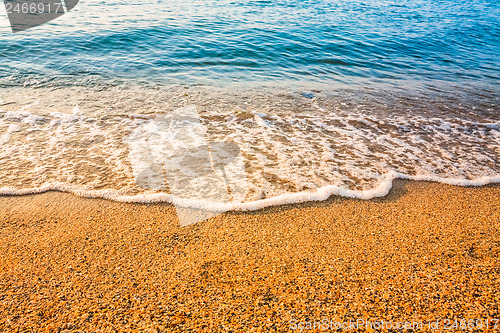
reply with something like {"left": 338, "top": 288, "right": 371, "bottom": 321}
{"left": 0, "top": 180, "right": 499, "bottom": 332}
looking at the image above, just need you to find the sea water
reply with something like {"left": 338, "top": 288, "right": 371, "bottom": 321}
{"left": 0, "top": 0, "right": 498, "bottom": 210}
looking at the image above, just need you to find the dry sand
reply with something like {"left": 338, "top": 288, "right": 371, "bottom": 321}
{"left": 0, "top": 180, "right": 499, "bottom": 332}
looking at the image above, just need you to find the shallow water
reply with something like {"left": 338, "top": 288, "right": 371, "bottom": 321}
{"left": 0, "top": 0, "right": 498, "bottom": 209}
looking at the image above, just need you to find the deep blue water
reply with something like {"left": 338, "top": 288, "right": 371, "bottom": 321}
{"left": 0, "top": 0, "right": 499, "bottom": 93}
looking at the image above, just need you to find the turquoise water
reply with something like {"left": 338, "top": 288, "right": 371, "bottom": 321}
{"left": 1, "top": 0, "right": 499, "bottom": 92}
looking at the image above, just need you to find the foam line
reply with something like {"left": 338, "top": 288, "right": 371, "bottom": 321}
{"left": 1, "top": 172, "right": 498, "bottom": 212}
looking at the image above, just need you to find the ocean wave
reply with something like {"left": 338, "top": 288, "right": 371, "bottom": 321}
{"left": 0, "top": 86, "right": 498, "bottom": 211}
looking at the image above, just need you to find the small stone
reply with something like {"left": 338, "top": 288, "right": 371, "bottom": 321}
{"left": 302, "top": 92, "right": 315, "bottom": 99}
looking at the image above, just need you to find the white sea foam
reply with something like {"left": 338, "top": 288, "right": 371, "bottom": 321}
{"left": 0, "top": 93, "right": 498, "bottom": 212}
{"left": 0, "top": 172, "right": 498, "bottom": 212}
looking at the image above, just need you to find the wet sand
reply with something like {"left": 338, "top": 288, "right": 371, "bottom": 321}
{"left": 0, "top": 180, "right": 499, "bottom": 332}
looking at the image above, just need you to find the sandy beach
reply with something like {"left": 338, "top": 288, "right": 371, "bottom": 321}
{"left": 0, "top": 180, "right": 499, "bottom": 332}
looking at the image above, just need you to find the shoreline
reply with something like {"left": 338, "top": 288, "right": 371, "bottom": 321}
{"left": 0, "top": 172, "right": 498, "bottom": 211}
{"left": 2, "top": 85, "right": 498, "bottom": 211}
{"left": 1, "top": 180, "right": 499, "bottom": 331}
